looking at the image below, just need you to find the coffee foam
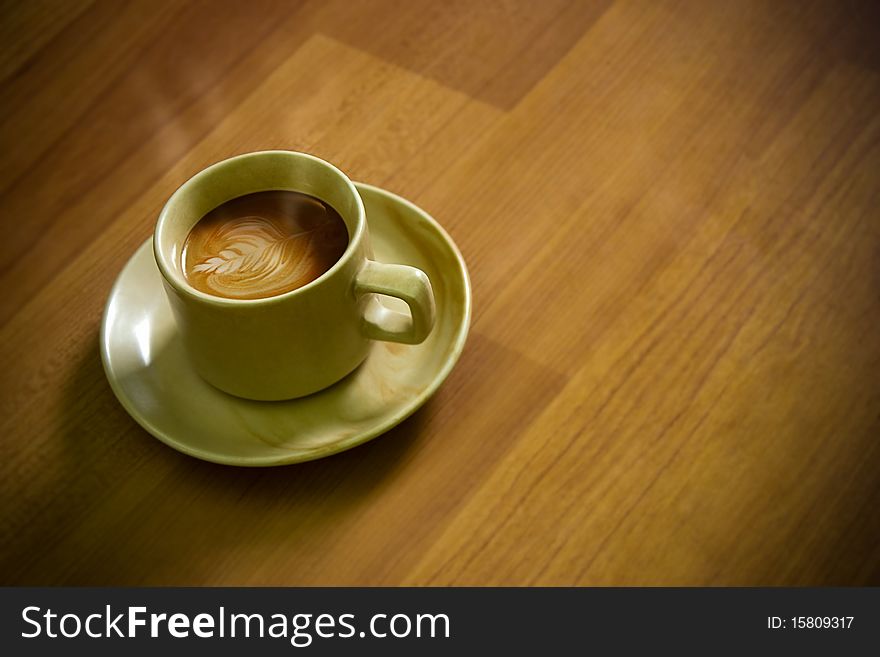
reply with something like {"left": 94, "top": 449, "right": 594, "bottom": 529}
{"left": 182, "top": 192, "right": 348, "bottom": 300}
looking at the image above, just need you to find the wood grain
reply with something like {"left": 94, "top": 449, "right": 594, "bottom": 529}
{"left": 1, "top": 0, "right": 878, "bottom": 585}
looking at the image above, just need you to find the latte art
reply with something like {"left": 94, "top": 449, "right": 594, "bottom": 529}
{"left": 183, "top": 191, "right": 348, "bottom": 300}
{"left": 190, "top": 216, "right": 333, "bottom": 297}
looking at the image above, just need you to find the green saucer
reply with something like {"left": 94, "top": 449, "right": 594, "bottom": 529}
{"left": 100, "top": 183, "right": 471, "bottom": 466}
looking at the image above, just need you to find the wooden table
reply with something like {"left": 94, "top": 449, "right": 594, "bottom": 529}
{"left": 2, "top": 0, "right": 878, "bottom": 586}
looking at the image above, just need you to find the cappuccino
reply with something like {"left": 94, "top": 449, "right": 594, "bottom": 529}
{"left": 182, "top": 190, "right": 348, "bottom": 300}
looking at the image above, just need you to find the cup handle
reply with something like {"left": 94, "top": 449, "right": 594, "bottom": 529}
{"left": 354, "top": 260, "right": 436, "bottom": 344}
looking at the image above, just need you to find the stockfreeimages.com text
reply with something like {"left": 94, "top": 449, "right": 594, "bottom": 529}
{"left": 22, "top": 605, "right": 450, "bottom": 647}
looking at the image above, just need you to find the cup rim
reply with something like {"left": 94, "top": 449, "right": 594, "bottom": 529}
{"left": 153, "top": 150, "right": 365, "bottom": 307}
